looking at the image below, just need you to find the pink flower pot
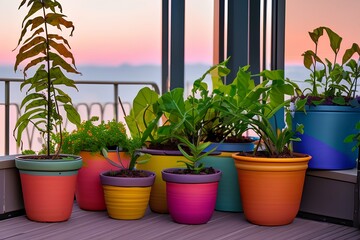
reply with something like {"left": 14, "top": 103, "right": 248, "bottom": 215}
{"left": 162, "top": 167, "right": 222, "bottom": 225}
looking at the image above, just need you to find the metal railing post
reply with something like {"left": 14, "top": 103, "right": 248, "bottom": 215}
{"left": 5, "top": 81, "right": 10, "bottom": 155}
{"left": 114, "top": 83, "right": 119, "bottom": 121}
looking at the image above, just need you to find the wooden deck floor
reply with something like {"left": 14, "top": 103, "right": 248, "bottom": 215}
{"left": 1, "top": 203, "right": 359, "bottom": 240}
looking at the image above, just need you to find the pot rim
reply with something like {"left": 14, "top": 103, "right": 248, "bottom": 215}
{"left": 161, "top": 167, "right": 222, "bottom": 184}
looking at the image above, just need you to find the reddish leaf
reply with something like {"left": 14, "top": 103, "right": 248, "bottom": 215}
{"left": 49, "top": 40, "right": 76, "bottom": 65}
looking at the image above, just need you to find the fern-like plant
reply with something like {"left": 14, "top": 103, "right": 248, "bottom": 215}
{"left": 13, "top": 0, "right": 81, "bottom": 157}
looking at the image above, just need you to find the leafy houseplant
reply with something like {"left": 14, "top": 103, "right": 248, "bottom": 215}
{"left": 292, "top": 26, "right": 360, "bottom": 170}
{"left": 202, "top": 59, "right": 256, "bottom": 150}
{"left": 300, "top": 26, "right": 359, "bottom": 106}
{"left": 158, "top": 66, "right": 224, "bottom": 225}
{"left": 13, "top": 0, "right": 82, "bottom": 222}
{"left": 60, "top": 117, "right": 132, "bottom": 211}
{"left": 124, "top": 87, "right": 191, "bottom": 213}
{"left": 221, "top": 65, "right": 312, "bottom": 226}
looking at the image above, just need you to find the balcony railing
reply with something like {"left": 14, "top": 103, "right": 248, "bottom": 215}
{"left": 0, "top": 78, "right": 160, "bottom": 156}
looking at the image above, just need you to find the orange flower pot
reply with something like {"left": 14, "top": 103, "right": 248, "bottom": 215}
{"left": 76, "top": 151, "right": 130, "bottom": 210}
{"left": 15, "top": 155, "right": 82, "bottom": 222}
{"left": 232, "top": 153, "right": 311, "bottom": 226}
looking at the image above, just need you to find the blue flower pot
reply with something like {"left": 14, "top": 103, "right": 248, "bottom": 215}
{"left": 293, "top": 105, "right": 360, "bottom": 170}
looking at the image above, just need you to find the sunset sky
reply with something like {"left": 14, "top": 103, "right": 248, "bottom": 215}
{"left": 0, "top": 0, "right": 359, "bottom": 68}
{"left": 0, "top": 0, "right": 213, "bottom": 67}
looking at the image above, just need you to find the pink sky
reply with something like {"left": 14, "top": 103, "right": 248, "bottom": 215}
{"left": 285, "top": 0, "right": 360, "bottom": 65}
{"left": 0, "top": 0, "right": 359, "bottom": 67}
{"left": 0, "top": 0, "right": 213, "bottom": 67}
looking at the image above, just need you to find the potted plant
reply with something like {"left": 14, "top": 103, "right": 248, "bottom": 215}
{"left": 100, "top": 137, "right": 155, "bottom": 220}
{"left": 123, "top": 87, "right": 188, "bottom": 213}
{"left": 13, "top": 0, "right": 82, "bottom": 222}
{"left": 126, "top": 62, "right": 228, "bottom": 214}
{"left": 159, "top": 80, "right": 222, "bottom": 225}
{"left": 60, "top": 117, "right": 130, "bottom": 211}
{"left": 202, "top": 59, "right": 256, "bottom": 153}
{"left": 199, "top": 60, "right": 258, "bottom": 212}
{"left": 292, "top": 26, "right": 360, "bottom": 170}
{"left": 227, "top": 68, "right": 312, "bottom": 226}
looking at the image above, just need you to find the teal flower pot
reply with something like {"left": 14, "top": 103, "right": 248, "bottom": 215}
{"left": 293, "top": 106, "right": 360, "bottom": 170}
{"left": 200, "top": 142, "right": 256, "bottom": 212}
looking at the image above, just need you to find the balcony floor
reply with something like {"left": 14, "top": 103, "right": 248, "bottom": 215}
{"left": 1, "top": 203, "right": 359, "bottom": 240}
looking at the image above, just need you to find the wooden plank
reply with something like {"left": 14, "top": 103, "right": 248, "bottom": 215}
{"left": 0, "top": 203, "right": 359, "bottom": 240}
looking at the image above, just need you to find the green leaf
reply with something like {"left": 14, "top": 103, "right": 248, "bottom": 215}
{"left": 15, "top": 16, "right": 44, "bottom": 49}
{"left": 309, "top": 27, "right": 324, "bottom": 44}
{"left": 20, "top": 92, "right": 45, "bottom": 108}
{"left": 136, "top": 154, "right": 151, "bottom": 165}
{"left": 15, "top": 41, "right": 46, "bottom": 72}
{"left": 324, "top": 27, "right": 342, "bottom": 54}
{"left": 25, "top": 99, "right": 48, "bottom": 112}
{"left": 342, "top": 43, "right": 359, "bottom": 64}
{"left": 49, "top": 52, "right": 80, "bottom": 74}
{"left": 55, "top": 95, "right": 71, "bottom": 104}
{"left": 63, "top": 104, "right": 81, "bottom": 127}
{"left": 332, "top": 97, "right": 346, "bottom": 105}
{"left": 21, "top": 0, "right": 43, "bottom": 27}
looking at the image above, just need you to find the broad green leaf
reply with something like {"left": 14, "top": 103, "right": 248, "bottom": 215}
{"left": 309, "top": 27, "right": 323, "bottom": 44}
{"left": 302, "top": 51, "right": 315, "bottom": 69}
{"left": 324, "top": 27, "right": 342, "bottom": 54}
{"left": 342, "top": 43, "right": 359, "bottom": 64}
{"left": 132, "top": 87, "right": 159, "bottom": 116}
{"left": 63, "top": 104, "right": 81, "bottom": 127}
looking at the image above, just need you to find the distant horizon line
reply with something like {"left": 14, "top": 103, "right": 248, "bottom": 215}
{"left": 0, "top": 62, "right": 305, "bottom": 68}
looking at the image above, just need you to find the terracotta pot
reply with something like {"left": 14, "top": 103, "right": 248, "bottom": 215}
{"left": 232, "top": 152, "right": 311, "bottom": 226}
{"left": 162, "top": 167, "right": 222, "bottom": 224}
{"left": 76, "top": 151, "right": 130, "bottom": 211}
{"left": 136, "top": 149, "right": 187, "bottom": 213}
{"left": 15, "top": 155, "right": 82, "bottom": 222}
{"left": 100, "top": 170, "right": 155, "bottom": 220}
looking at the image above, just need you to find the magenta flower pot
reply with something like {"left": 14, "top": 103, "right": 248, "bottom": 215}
{"left": 161, "top": 167, "right": 222, "bottom": 225}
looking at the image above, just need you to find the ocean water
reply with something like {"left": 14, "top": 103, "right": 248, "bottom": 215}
{"left": 1, "top": 63, "right": 357, "bottom": 155}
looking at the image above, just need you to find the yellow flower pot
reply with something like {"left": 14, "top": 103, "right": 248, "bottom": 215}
{"left": 100, "top": 170, "right": 155, "bottom": 220}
